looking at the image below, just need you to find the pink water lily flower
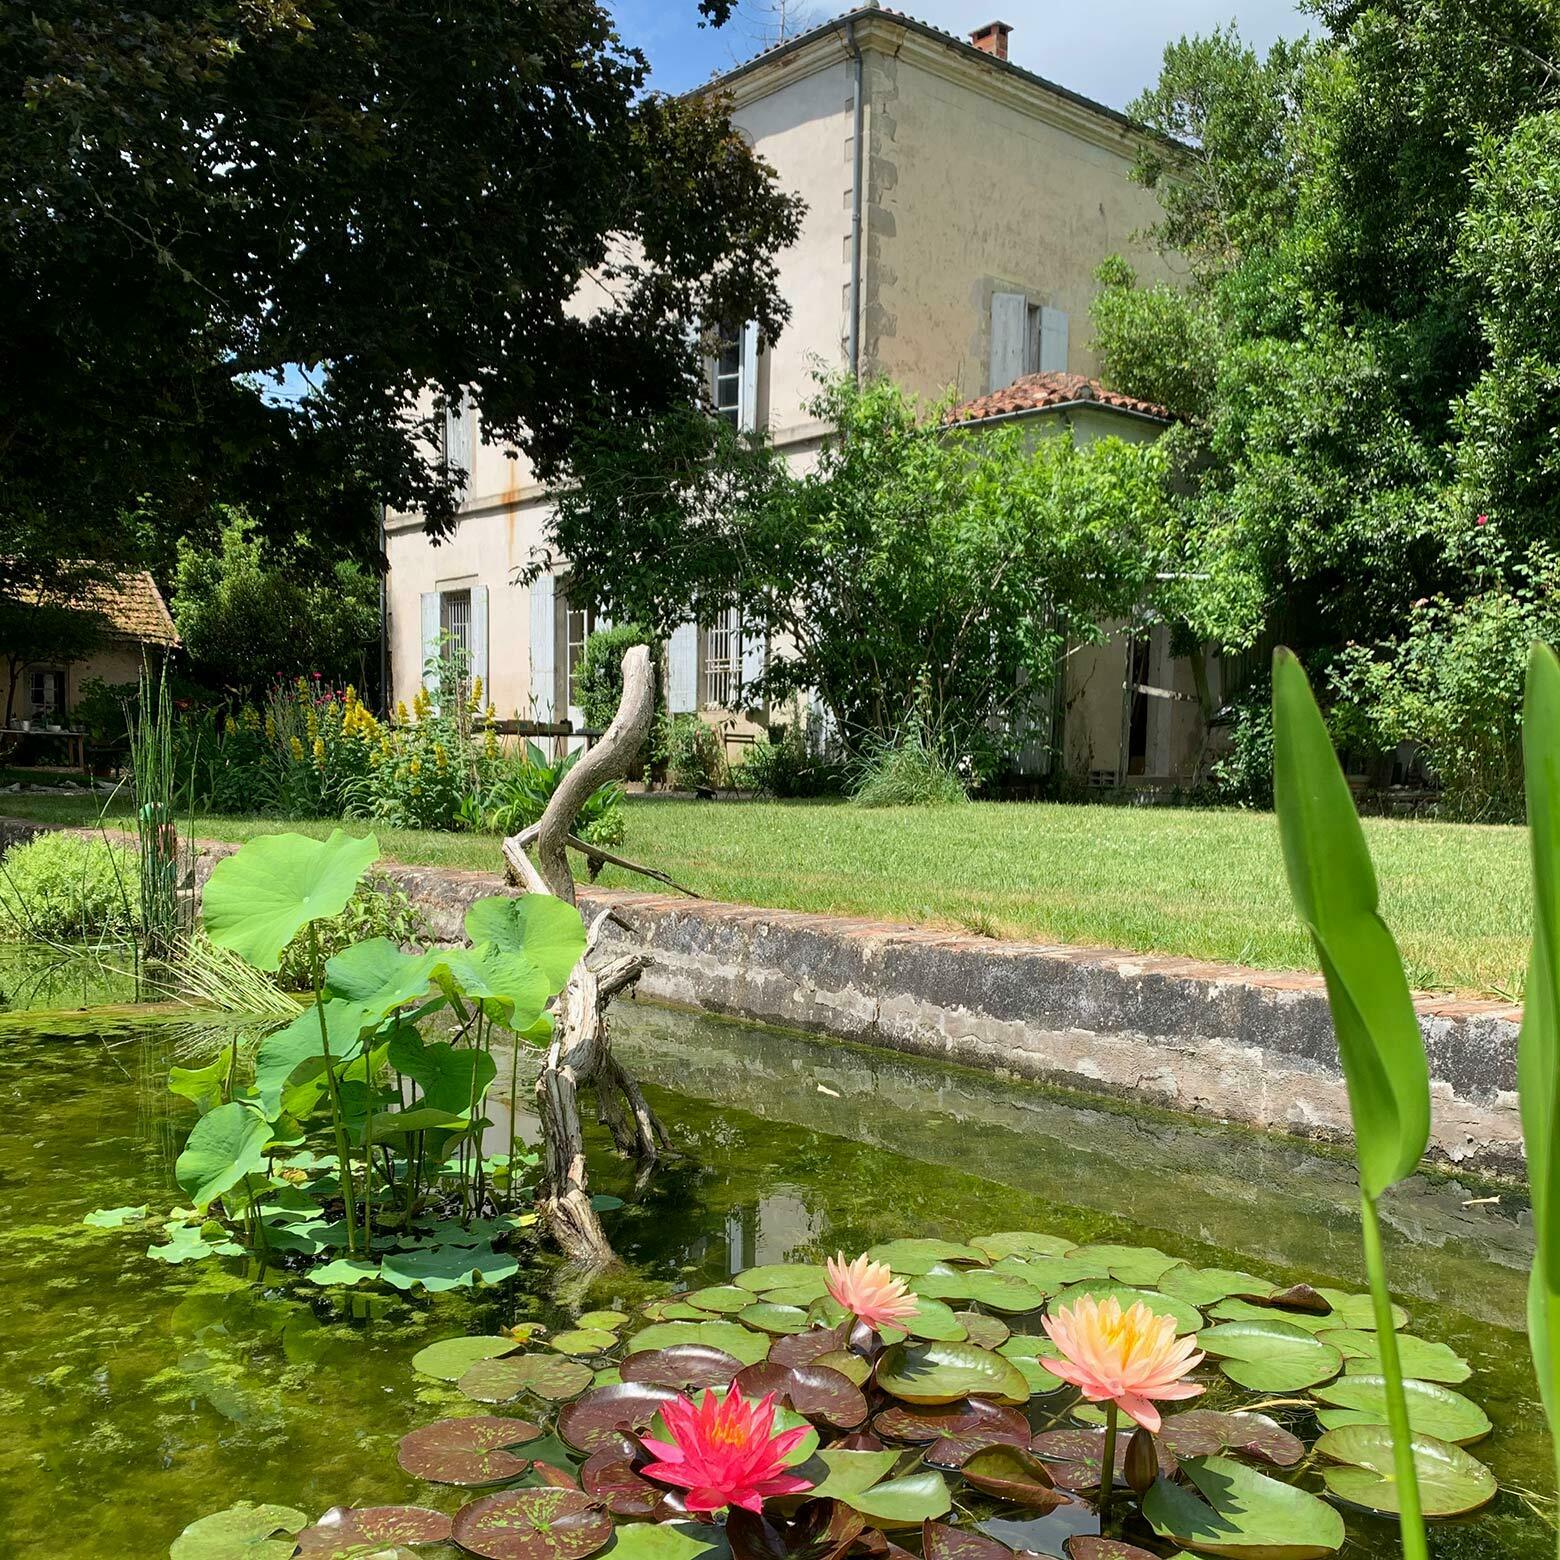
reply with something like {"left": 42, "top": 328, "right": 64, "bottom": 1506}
{"left": 826, "top": 1251, "right": 921, "bottom": 1332}
{"left": 640, "top": 1388, "right": 814, "bottom": 1513}
{"left": 1042, "top": 1293, "right": 1204, "bottom": 1433}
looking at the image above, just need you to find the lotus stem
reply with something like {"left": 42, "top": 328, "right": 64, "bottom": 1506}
{"left": 309, "top": 922, "right": 359, "bottom": 1255}
{"left": 1359, "top": 1189, "right": 1428, "bottom": 1560}
{"left": 1098, "top": 1400, "right": 1118, "bottom": 1528}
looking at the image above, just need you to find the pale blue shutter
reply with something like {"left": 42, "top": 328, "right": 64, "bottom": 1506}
{"left": 667, "top": 621, "right": 698, "bottom": 713}
{"left": 420, "top": 592, "right": 440, "bottom": 701}
{"left": 1039, "top": 307, "right": 1070, "bottom": 375}
{"left": 445, "top": 397, "right": 473, "bottom": 493}
{"left": 989, "top": 292, "right": 1027, "bottom": 391}
{"left": 529, "top": 573, "right": 555, "bottom": 722}
{"left": 738, "top": 321, "right": 761, "bottom": 432}
{"left": 469, "top": 585, "right": 489, "bottom": 701}
{"left": 739, "top": 617, "right": 766, "bottom": 710}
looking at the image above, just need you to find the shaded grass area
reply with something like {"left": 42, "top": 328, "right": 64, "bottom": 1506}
{"left": 0, "top": 791, "right": 1529, "bottom": 998}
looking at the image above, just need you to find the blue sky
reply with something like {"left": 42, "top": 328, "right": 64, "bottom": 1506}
{"left": 606, "top": 1, "right": 1312, "bottom": 111}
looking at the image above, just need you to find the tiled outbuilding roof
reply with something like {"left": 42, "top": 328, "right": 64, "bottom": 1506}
{"left": 947, "top": 372, "right": 1174, "bottom": 427}
{"left": 23, "top": 570, "right": 181, "bottom": 647}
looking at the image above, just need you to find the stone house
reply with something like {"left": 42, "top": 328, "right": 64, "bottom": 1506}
{"left": 383, "top": 7, "right": 1216, "bottom": 788}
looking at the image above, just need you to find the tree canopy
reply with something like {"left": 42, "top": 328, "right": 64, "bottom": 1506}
{"left": 1, "top": 0, "right": 802, "bottom": 584}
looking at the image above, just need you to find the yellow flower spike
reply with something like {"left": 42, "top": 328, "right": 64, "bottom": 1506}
{"left": 396, "top": 700, "right": 409, "bottom": 725}
{"left": 312, "top": 736, "right": 326, "bottom": 768}
{"left": 289, "top": 735, "right": 305, "bottom": 761}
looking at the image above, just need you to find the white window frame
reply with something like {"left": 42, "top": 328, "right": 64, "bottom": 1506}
{"left": 30, "top": 668, "right": 66, "bottom": 718}
{"left": 702, "top": 606, "right": 741, "bottom": 709}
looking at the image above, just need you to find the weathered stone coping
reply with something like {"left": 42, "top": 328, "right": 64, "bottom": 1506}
{"left": 0, "top": 816, "right": 1526, "bottom": 1173}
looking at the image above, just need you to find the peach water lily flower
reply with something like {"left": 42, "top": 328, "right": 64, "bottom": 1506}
{"left": 1041, "top": 1293, "right": 1204, "bottom": 1433}
{"left": 640, "top": 1389, "right": 814, "bottom": 1513}
{"left": 825, "top": 1252, "right": 920, "bottom": 1331}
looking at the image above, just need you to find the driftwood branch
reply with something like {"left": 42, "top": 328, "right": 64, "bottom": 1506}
{"left": 502, "top": 648, "right": 666, "bottom": 1268}
{"left": 564, "top": 835, "right": 702, "bottom": 898}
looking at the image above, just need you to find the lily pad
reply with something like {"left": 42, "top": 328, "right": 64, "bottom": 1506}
{"left": 380, "top": 1244, "right": 519, "bottom": 1293}
{"left": 295, "top": 1505, "right": 454, "bottom": 1554}
{"left": 1311, "top": 1374, "right": 1492, "bottom": 1444}
{"left": 866, "top": 1239, "right": 988, "bottom": 1275}
{"left": 921, "top": 1520, "right": 1014, "bottom": 1560}
{"left": 597, "top": 1523, "right": 728, "bottom": 1560}
{"left": 1198, "top": 1320, "right": 1343, "bottom": 1392}
{"left": 413, "top": 1335, "right": 520, "bottom": 1382}
{"left": 1054, "top": 1284, "right": 1203, "bottom": 1338}
{"left": 461, "top": 1354, "right": 595, "bottom": 1404}
{"left": 733, "top": 1360, "right": 869, "bottom": 1429}
{"left": 739, "top": 1303, "right": 813, "bottom": 1335}
{"left": 873, "top": 1398, "right": 1030, "bottom": 1468}
{"left": 553, "top": 1329, "right": 619, "bottom": 1356}
{"left": 736, "top": 1264, "right": 831, "bottom": 1293}
{"left": 451, "top": 1487, "right": 615, "bottom": 1560}
{"left": 1315, "top": 1288, "right": 1408, "bottom": 1329}
{"left": 1142, "top": 1455, "right": 1345, "bottom": 1559}
{"left": 1030, "top": 1427, "right": 1131, "bottom": 1492}
{"left": 876, "top": 1340, "right": 1030, "bottom": 1406}
{"left": 970, "top": 1232, "right": 1076, "bottom": 1262}
{"left": 306, "top": 1256, "right": 380, "bottom": 1286}
{"left": 84, "top": 1204, "right": 148, "bottom": 1229}
{"left": 1207, "top": 1298, "right": 1341, "bottom": 1333}
{"left": 1315, "top": 1425, "right": 1497, "bottom": 1517}
{"left": 814, "top": 1350, "right": 872, "bottom": 1386}
{"left": 578, "top": 1311, "right": 630, "bottom": 1330}
{"left": 959, "top": 1445, "right": 1067, "bottom": 1511}
{"left": 629, "top": 1321, "right": 771, "bottom": 1366}
{"left": 398, "top": 1416, "right": 544, "bottom": 1485}
{"left": 620, "top": 1345, "right": 746, "bottom": 1391}
{"left": 1064, "top": 1542, "right": 1161, "bottom": 1560}
{"left": 686, "top": 1285, "right": 758, "bottom": 1314}
{"left": 769, "top": 1325, "right": 849, "bottom": 1371}
{"left": 1317, "top": 1329, "right": 1471, "bottom": 1384}
{"left": 844, "top": 1470, "right": 952, "bottom": 1527}
{"left": 1156, "top": 1411, "right": 1304, "bottom": 1469}
{"left": 957, "top": 1312, "right": 1011, "bottom": 1350}
{"left": 170, "top": 1501, "right": 308, "bottom": 1560}
{"left": 915, "top": 1272, "right": 1047, "bottom": 1314}
{"left": 557, "top": 1382, "right": 683, "bottom": 1453}
{"left": 580, "top": 1449, "right": 667, "bottom": 1518}
{"left": 1071, "top": 1244, "right": 1180, "bottom": 1286}
{"left": 1158, "top": 1267, "right": 1276, "bottom": 1308}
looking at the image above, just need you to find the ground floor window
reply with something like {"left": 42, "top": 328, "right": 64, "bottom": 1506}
{"left": 30, "top": 668, "right": 65, "bottom": 719}
{"left": 703, "top": 607, "right": 740, "bottom": 708}
{"left": 566, "top": 600, "right": 598, "bottom": 709}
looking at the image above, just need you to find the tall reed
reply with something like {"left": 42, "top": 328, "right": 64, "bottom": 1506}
{"left": 128, "top": 662, "right": 182, "bottom": 962}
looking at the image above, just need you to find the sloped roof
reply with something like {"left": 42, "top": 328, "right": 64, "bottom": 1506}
{"left": 25, "top": 570, "right": 182, "bottom": 647}
{"left": 947, "top": 372, "right": 1173, "bottom": 427}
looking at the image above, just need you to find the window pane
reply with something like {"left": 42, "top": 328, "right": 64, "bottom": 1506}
{"left": 703, "top": 606, "right": 740, "bottom": 708}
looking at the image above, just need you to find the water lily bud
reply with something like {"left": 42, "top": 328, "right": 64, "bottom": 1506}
{"left": 1124, "top": 1425, "right": 1158, "bottom": 1494}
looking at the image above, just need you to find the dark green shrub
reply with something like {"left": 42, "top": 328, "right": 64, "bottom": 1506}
{"left": 1209, "top": 684, "right": 1275, "bottom": 809}
{"left": 574, "top": 624, "right": 662, "bottom": 730}
{"left": 736, "top": 722, "right": 841, "bottom": 797}
{"left": 656, "top": 713, "right": 728, "bottom": 791}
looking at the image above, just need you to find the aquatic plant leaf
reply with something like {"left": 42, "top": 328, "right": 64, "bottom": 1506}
{"left": 1318, "top": 1329, "right": 1470, "bottom": 1384}
{"left": 1207, "top": 1298, "right": 1340, "bottom": 1333}
{"left": 920, "top": 1521, "right": 1012, "bottom": 1560}
{"left": 1064, "top": 1541, "right": 1160, "bottom": 1560}
{"left": 805, "top": 1447, "right": 902, "bottom": 1501}
{"left": 1272, "top": 650, "right": 1429, "bottom": 1198}
{"left": 1155, "top": 1411, "right": 1303, "bottom": 1469}
{"left": 769, "top": 1325, "right": 850, "bottom": 1371}
{"left": 579, "top": 1310, "right": 630, "bottom": 1329}
{"left": 580, "top": 1449, "right": 666, "bottom": 1518}
{"left": 412, "top": 1334, "right": 519, "bottom": 1382}
{"left": 557, "top": 1382, "right": 683, "bottom": 1452}
{"left": 1311, "top": 1375, "right": 1491, "bottom": 1444}
{"left": 1312, "top": 1290, "right": 1408, "bottom": 1331}
{"left": 619, "top": 1345, "right": 746, "bottom": 1390}
{"left": 874, "top": 1398, "right": 1029, "bottom": 1468}
{"left": 1030, "top": 1427, "right": 1132, "bottom": 1492}
{"left": 398, "top": 1415, "right": 543, "bottom": 1484}
{"left": 994, "top": 1251, "right": 1112, "bottom": 1289}
{"left": 842, "top": 1470, "right": 951, "bottom": 1527}
{"left": 451, "top": 1487, "right": 614, "bottom": 1560}
{"left": 254, "top": 999, "right": 371, "bottom": 1117}
{"left": 1070, "top": 1245, "right": 1181, "bottom": 1287}
{"left": 876, "top": 1341, "right": 1029, "bottom": 1406}
{"left": 735, "top": 1264, "right": 830, "bottom": 1293}
{"left": 740, "top": 1303, "right": 813, "bottom": 1335}
{"left": 970, "top": 1232, "right": 1075, "bottom": 1263}
{"left": 956, "top": 1313, "right": 1010, "bottom": 1350}
{"left": 1054, "top": 1284, "right": 1203, "bottom": 1337}
{"left": 1142, "top": 1454, "right": 1345, "bottom": 1559}
{"left": 959, "top": 1445, "right": 1067, "bottom": 1511}
{"left": 307, "top": 1256, "right": 380, "bottom": 1286}
{"left": 1006, "top": 1355, "right": 1067, "bottom": 1395}
{"left": 1198, "top": 1321, "right": 1342, "bottom": 1392}
{"left": 433, "top": 943, "right": 553, "bottom": 1032}
{"left": 169, "top": 1056, "right": 230, "bottom": 1115}
{"left": 203, "top": 829, "right": 380, "bottom": 971}
{"left": 866, "top": 1240, "right": 987, "bottom": 1275}
{"left": 386, "top": 1030, "right": 498, "bottom": 1119}
{"left": 629, "top": 1321, "right": 772, "bottom": 1366}
{"left": 1315, "top": 1426, "right": 1496, "bottom": 1517}
{"left": 914, "top": 1272, "right": 1046, "bottom": 1314}
{"left": 175, "top": 1100, "right": 271, "bottom": 1210}
{"left": 84, "top": 1204, "right": 147, "bottom": 1228}
{"left": 324, "top": 938, "right": 437, "bottom": 1011}
{"left": 686, "top": 1285, "right": 757, "bottom": 1314}
{"left": 295, "top": 1504, "right": 454, "bottom": 1554}
{"left": 462, "top": 1354, "right": 595, "bottom": 1404}
{"left": 1158, "top": 1267, "right": 1276, "bottom": 1308}
{"left": 596, "top": 1522, "right": 728, "bottom": 1560}
{"left": 465, "top": 894, "right": 587, "bottom": 991}
{"left": 170, "top": 1500, "right": 307, "bottom": 1560}
{"left": 380, "top": 1244, "right": 518, "bottom": 1292}
{"left": 732, "top": 1361, "right": 869, "bottom": 1429}
{"left": 553, "top": 1329, "right": 619, "bottom": 1356}
{"left": 725, "top": 1501, "right": 864, "bottom": 1560}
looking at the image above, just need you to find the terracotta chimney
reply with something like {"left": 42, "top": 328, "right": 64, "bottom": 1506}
{"left": 969, "top": 21, "right": 1012, "bottom": 61}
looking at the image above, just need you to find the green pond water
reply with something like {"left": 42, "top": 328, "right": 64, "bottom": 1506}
{"left": 0, "top": 987, "right": 1553, "bottom": 1559}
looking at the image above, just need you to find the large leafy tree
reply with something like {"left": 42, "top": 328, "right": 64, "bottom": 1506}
{"left": 0, "top": 0, "right": 801, "bottom": 583}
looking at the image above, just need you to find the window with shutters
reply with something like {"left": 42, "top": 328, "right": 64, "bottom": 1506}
{"left": 438, "top": 588, "right": 472, "bottom": 702}
{"left": 712, "top": 327, "right": 743, "bottom": 427}
{"left": 702, "top": 607, "right": 741, "bottom": 708}
{"left": 565, "top": 599, "right": 598, "bottom": 707}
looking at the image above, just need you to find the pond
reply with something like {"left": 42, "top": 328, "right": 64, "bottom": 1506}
{"left": 0, "top": 992, "right": 1550, "bottom": 1559}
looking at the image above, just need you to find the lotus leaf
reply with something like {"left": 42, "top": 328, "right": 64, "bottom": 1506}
{"left": 176, "top": 1100, "right": 272, "bottom": 1211}
{"left": 1198, "top": 1321, "right": 1343, "bottom": 1392}
{"left": 866, "top": 1239, "right": 988, "bottom": 1275}
{"left": 1318, "top": 1330, "right": 1470, "bottom": 1384}
{"left": 254, "top": 1000, "right": 372, "bottom": 1117}
{"left": 842, "top": 1470, "right": 951, "bottom": 1527}
{"left": 1155, "top": 1411, "right": 1304, "bottom": 1469}
{"left": 398, "top": 1415, "right": 543, "bottom": 1485}
{"left": 1054, "top": 1284, "right": 1203, "bottom": 1338}
{"left": 874, "top": 1398, "right": 1029, "bottom": 1468}
{"left": 170, "top": 1501, "right": 308, "bottom": 1560}
{"left": 462, "top": 1354, "right": 594, "bottom": 1404}
{"left": 958, "top": 1445, "right": 1066, "bottom": 1511}
{"left": 739, "top": 1303, "right": 814, "bottom": 1335}
{"left": 619, "top": 1345, "right": 747, "bottom": 1391}
{"left": 557, "top": 1382, "right": 683, "bottom": 1452}
{"left": 1158, "top": 1267, "right": 1276, "bottom": 1308}
{"left": 386, "top": 1030, "right": 498, "bottom": 1121}
{"left": 1315, "top": 1426, "right": 1496, "bottom": 1517}
{"left": 1142, "top": 1455, "right": 1345, "bottom": 1559}
{"left": 875, "top": 1340, "right": 1030, "bottom": 1406}
{"left": 295, "top": 1505, "right": 454, "bottom": 1554}
{"left": 169, "top": 1056, "right": 231, "bottom": 1115}
{"left": 686, "top": 1285, "right": 757, "bottom": 1314}
{"left": 465, "top": 893, "right": 588, "bottom": 989}
{"left": 732, "top": 1361, "right": 869, "bottom": 1429}
{"left": 1311, "top": 1375, "right": 1491, "bottom": 1444}
{"left": 451, "top": 1487, "right": 615, "bottom": 1560}
{"left": 553, "top": 1329, "right": 619, "bottom": 1356}
{"left": 84, "top": 1204, "right": 147, "bottom": 1228}
{"left": 306, "top": 1255, "right": 380, "bottom": 1285}
{"left": 413, "top": 1334, "right": 519, "bottom": 1382}
{"left": 970, "top": 1232, "right": 1076, "bottom": 1263}
{"left": 380, "top": 1243, "right": 519, "bottom": 1292}
{"left": 629, "top": 1321, "right": 771, "bottom": 1366}
{"left": 921, "top": 1520, "right": 1014, "bottom": 1560}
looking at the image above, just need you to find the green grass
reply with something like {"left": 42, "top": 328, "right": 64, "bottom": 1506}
{"left": 0, "top": 793, "right": 1530, "bottom": 999}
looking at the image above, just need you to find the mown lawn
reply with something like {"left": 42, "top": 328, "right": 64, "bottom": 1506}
{"left": 0, "top": 792, "right": 1529, "bottom": 998}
